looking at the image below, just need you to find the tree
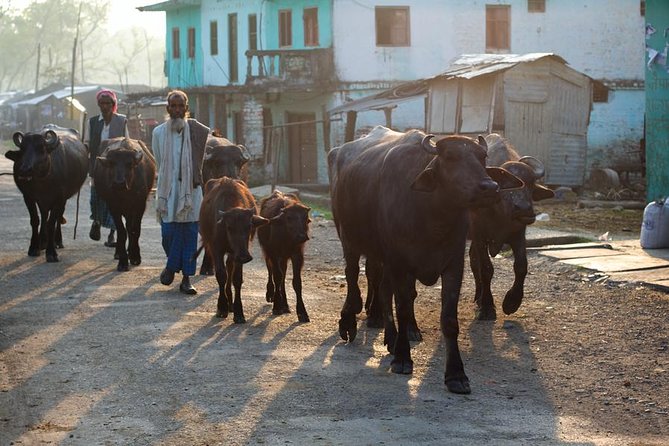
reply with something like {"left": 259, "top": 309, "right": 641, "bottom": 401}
{"left": 0, "top": 0, "right": 110, "bottom": 91}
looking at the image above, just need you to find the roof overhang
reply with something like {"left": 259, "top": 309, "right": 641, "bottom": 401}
{"left": 328, "top": 80, "right": 428, "bottom": 115}
{"left": 137, "top": 0, "right": 200, "bottom": 12}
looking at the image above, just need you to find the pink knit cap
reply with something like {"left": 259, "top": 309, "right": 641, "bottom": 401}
{"left": 96, "top": 89, "right": 118, "bottom": 113}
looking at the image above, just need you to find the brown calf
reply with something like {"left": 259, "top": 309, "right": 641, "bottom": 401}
{"left": 199, "top": 177, "right": 267, "bottom": 322}
{"left": 257, "top": 190, "right": 312, "bottom": 323}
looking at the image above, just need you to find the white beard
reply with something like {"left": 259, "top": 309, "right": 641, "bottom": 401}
{"left": 171, "top": 118, "right": 185, "bottom": 132}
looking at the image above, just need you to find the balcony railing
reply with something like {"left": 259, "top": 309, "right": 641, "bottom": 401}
{"left": 245, "top": 48, "right": 336, "bottom": 89}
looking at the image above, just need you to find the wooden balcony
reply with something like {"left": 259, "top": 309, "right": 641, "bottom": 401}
{"left": 245, "top": 48, "right": 336, "bottom": 90}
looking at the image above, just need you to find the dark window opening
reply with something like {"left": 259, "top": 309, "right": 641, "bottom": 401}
{"left": 228, "top": 13, "right": 238, "bottom": 83}
{"left": 640, "top": 0, "right": 645, "bottom": 16}
{"left": 593, "top": 83, "right": 609, "bottom": 103}
{"left": 528, "top": 0, "right": 545, "bottom": 13}
{"left": 304, "top": 7, "right": 319, "bottom": 46}
{"left": 375, "top": 7, "right": 410, "bottom": 46}
{"left": 249, "top": 14, "right": 258, "bottom": 50}
{"left": 279, "top": 9, "right": 292, "bottom": 47}
{"left": 486, "top": 5, "right": 510, "bottom": 52}
{"left": 172, "top": 28, "right": 180, "bottom": 59}
{"left": 210, "top": 21, "right": 218, "bottom": 55}
{"left": 187, "top": 27, "right": 195, "bottom": 59}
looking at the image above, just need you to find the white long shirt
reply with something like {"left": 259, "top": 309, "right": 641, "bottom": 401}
{"left": 152, "top": 123, "right": 203, "bottom": 223}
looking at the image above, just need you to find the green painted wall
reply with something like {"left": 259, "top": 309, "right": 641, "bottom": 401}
{"left": 646, "top": 0, "right": 669, "bottom": 201}
{"left": 165, "top": 6, "right": 203, "bottom": 88}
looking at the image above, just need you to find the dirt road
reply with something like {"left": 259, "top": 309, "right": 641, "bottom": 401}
{"left": 1, "top": 155, "right": 668, "bottom": 445}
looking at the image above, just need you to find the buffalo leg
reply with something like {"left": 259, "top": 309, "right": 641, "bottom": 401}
{"left": 441, "top": 253, "right": 470, "bottom": 394}
{"left": 264, "top": 256, "right": 275, "bottom": 303}
{"left": 469, "top": 236, "right": 496, "bottom": 321}
{"left": 38, "top": 205, "right": 49, "bottom": 250}
{"left": 338, "top": 243, "right": 362, "bottom": 342}
{"left": 291, "top": 252, "right": 309, "bottom": 323}
{"left": 112, "top": 212, "right": 128, "bottom": 271}
{"left": 55, "top": 218, "right": 63, "bottom": 249}
{"left": 214, "top": 253, "right": 229, "bottom": 318}
{"left": 380, "top": 267, "right": 397, "bottom": 354}
{"left": 270, "top": 255, "right": 287, "bottom": 315}
{"left": 364, "top": 258, "right": 383, "bottom": 328}
{"left": 231, "top": 261, "right": 246, "bottom": 324}
{"left": 225, "top": 257, "right": 234, "bottom": 310}
{"left": 45, "top": 202, "right": 65, "bottom": 262}
{"left": 24, "top": 197, "right": 40, "bottom": 256}
{"left": 406, "top": 285, "right": 422, "bottom": 342}
{"left": 127, "top": 212, "right": 142, "bottom": 266}
{"left": 199, "top": 247, "right": 214, "bottom": 275}
{"left": 277, "top": 257, "right": 290, "bottom": 314}
{"left": 502, "top": 232, "right": 527, "bottom": 315}
{"left": 389, "top": 267, "right": 414, "bottom": 375}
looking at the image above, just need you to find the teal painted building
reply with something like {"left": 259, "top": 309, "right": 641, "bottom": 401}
{"left": 139, "top": 1, "right": 204, "bottom": 89}
{"left": 646, "top": 0, "right": 669, "bottom": 201}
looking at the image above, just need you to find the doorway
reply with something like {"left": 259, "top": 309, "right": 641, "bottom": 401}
{"left": 286, "top": 112, "right": 317, "bottom": 183}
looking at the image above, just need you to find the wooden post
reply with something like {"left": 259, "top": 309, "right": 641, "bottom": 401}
{"left": 345, "top": 111, "right": 357, "bottom": 142}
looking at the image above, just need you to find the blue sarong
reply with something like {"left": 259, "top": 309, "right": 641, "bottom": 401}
{"left": 90, "top": 186, "right": 116, "bottom": 230}
{"left": 161, "top": 221, "right": 199, "bottom": 276}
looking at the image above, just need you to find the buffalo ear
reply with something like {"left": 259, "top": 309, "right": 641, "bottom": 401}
{"left": 532, "top": 184, "right": 555, "bottom": 201}
{"left": 252, "top": 215, "right": 269, "bottom": 228}
{"left": 486, "top": 166, "right": 524, "bottom": 191}
{"left": 411, "top": 167, "right": 438, "bottom": 192}
{"left": 5, "top": 151, "right": 20, "bottom": 162}
{"left": 477, "top": 135, "right": 488, "bottom": 149}
{"left": 12, "top": 132, "right": 23, "bottom": 148}
{"left": 44, "top": 130, "right": 59, "bottom": 152}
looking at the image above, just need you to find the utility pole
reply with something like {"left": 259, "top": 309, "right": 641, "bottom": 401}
{"left": 144, "top": 29, "right": 152, "bottom": 88}
{"left": 70, "top": 2, "right": 82, "bottom": 120}
{"left": 35, "top": 42, "right": 41, "bottom": 92}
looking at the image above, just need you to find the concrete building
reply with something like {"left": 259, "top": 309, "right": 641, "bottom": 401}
{"left": 139, "top": 0, "right": 645, "bottom": 186}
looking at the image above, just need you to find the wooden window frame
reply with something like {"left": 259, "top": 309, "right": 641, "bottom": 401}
{"left": 249, "top": 14, "right": 258, "bottom": 51}
{"left": 304, "top": 7, "right": 319, "bottom": 47}
{"left": 528, "top": 0, "right": 545, "bottom": 13}
{"left": 279, "top": 9, "right": 292, "bottom": 48}
{"left": 228, "top": 13, "right": 238, "bottom": 83}
{"left": 172, "top": 27, "right": 180, "bottom": 59}
{"left": 187, "top": 27, "right": 195, "bottom": 59}
{"left": 210, "top": 21, "right": 218, "bottom": 56}
{"left": 486, "top": 5, "right": 510, "bottom": 53}
{"left": 375, "top": 6, "right": 410, "bottom": 47}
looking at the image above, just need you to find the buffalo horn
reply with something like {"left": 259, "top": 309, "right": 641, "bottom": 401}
{"left": 421, "top": 135, "right": 438, "bottom": 155}
{"left": 240, "top": 145, "right": 251, "bottom": 161}
{"left": 477, "top": 135, "right": 488, "bottom": 150}
{"left": 12, "top": 132, "right": 23, "bottom": 148}
{"left": 519, "top": 156, "right": 545, "bottom": 179}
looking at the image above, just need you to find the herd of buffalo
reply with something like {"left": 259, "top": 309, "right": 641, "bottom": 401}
{"left": 5, "top": 123, "right": 554, "bottom": 394}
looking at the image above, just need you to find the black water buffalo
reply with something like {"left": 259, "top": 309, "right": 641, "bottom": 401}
{"left": 328, "top": 126, "right": 523, "bottom": 394}
{"left": 198, "top": 177, "right": 268, "bottom": 322}
{"left": 93, "top": 137, "right": 157, "bottom": 272}
{"left": 199, "top": 133, "right": 250, "bottom": 276}
{"left": 6, "top": 125, "right": 88, "bottom": 262}
{"left": 468, "top": 133, "right": 554, "bottom": 320}
{"left": 258, "top": 190, "right": 312, "bottom": 322}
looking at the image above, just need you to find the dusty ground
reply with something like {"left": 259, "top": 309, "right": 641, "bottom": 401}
{"left": 1, "top": 153, "right": 668, "bottom": 445}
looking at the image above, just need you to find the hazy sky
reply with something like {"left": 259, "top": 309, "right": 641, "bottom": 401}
{"left": 9, "top": 0, "right": 166, "bottom": 38}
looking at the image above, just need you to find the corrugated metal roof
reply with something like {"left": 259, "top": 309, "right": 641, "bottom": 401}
{"left": 137, "top": 0, "right": 201, "bottom": 12}
{"left": 12, "top": 85, "right": 109, "bottom": 106}
{"left": 431, "top": 53, "right": 565, "bottom": 80}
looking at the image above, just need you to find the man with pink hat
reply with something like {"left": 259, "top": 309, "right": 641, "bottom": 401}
{"left": 86, "top": 88, "right": 129, "bottom": 247}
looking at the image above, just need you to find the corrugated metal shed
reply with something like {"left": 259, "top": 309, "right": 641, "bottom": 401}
{"left": 329, "top": 53, "right": 596, "bottom": 187}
